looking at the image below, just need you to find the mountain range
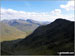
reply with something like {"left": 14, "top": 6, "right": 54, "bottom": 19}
{"left": 2, "top": 19, "right": 50, "bottom": 35}
{"left": 1, "top": 18, "right": 74, "bottom": 55}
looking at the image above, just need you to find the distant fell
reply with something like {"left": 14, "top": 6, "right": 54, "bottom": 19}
{"left": 2, "top": 19, "right": 50, "bottom": 35}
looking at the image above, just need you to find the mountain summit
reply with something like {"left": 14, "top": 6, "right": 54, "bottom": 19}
{"left": 1, "top": 18, "right": 74, "bottom": 55}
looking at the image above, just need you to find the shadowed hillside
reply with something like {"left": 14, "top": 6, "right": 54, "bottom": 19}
{"left": 1, "top": 18, "right": 74, "bottom": 55}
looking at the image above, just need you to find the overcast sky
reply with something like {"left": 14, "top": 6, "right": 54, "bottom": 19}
{"left": 1, "top": 0, "right": 74, "bottom": 22}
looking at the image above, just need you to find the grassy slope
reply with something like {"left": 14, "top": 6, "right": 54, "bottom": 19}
{"left": 0, "top": 22, "right": 27, "bottom": 42}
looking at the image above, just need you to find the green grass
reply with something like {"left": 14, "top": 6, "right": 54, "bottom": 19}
{"left": 0, "top": 22, "right": 27, "bottom": 42}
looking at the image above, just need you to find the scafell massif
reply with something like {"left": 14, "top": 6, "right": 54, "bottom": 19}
{"left": 2, "top": 19, "right": 49, "bottom": 35}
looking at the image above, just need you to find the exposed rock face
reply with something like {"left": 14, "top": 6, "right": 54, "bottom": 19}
{"left": 1, "top": 18, "right": 74, "bottom": 55}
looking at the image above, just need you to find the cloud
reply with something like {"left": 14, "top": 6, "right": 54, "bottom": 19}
{"left": 51, "top": 9, "right": 61, "bottom": 14}
{"left": 1, "top": 8, "right": 74, "bottom": 22}
{"left": 50, "top": 9, "right": 74, "bottom": 21}
{"left": 60, "top": 1, "right": 75, "bottom": 11}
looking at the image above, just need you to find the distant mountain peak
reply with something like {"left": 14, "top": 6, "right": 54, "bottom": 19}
{"left": 26, "top": 19, "right": 34, "bottom": 23}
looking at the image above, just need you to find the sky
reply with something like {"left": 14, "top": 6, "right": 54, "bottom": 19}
{"left": 0, "top": 0, "right": 75, "bottom": 22}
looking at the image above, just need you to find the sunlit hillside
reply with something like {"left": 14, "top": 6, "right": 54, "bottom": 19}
{"left": 0, "top": 22, "right": 27, "bottom": 42}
